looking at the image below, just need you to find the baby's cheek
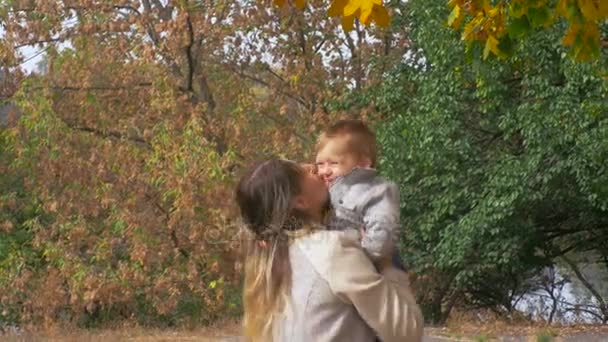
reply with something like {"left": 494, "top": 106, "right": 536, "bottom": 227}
{"left": 333, "top": 166, "right": 349, "bottom": 177}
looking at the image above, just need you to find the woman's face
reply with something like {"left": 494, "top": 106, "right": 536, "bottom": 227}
{"left": 292, "top": 165, "right": 329, "bottom": 221}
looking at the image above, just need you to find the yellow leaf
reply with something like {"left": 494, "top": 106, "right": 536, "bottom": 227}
{"left": 462, "top": 16, "right": 482, "bottom": 41}
{"left": 577, "top": 0, "right": 599, "bottom": 21}
{"left": 360, "top": 2, "right": 375, "bottom": 24}
{"left": 448, "top": 5, "right": 464, "bottom": 29}
{"left": 600, "top": 0, "right": 608, "bottom": 17}
{"left": 482, "top": 0, "right": 492, "bottom": 13}
{"left": 338, "top": 0, "right": 390, "bottom": 28}
{"left": 273, "top": 0, "right": 287, "bottom": 7}
{"left": 294, "top": 0, "right": 306, "bottom": 9}
{"left": 372, "top": 5, "right": 390, "bottom": 27}
{"left": 328, "top": 0, "right": 348, "bottom": 17}
{"left": 483, "top": 35, "right": 500, "bottom": 59}
{"left": 342, "top": 14, "right": 356, "bottom": 31}
{"left": 344, "top": 0, "right": 360, "bottom": 17}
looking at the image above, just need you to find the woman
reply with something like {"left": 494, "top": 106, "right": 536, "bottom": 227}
{"left": 236, "top": 159, "right": 423, "bottom": 342}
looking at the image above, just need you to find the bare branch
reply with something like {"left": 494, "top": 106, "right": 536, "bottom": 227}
{"left": 225, "top": 65, "right": 310, "bottom": 109}
{"left": 184, "top": 13, "right": 195, "bottom": 92}
{"left": 313, "top": 38, "right": 327, "bottom": 55}
{"left": 562, "top": 256, "right": 608, "bottom": 321}
{"left": 48, "top": 83, "right": 153, "bottom": 92}
{"left": 344, "top": 31, "right": 361, "bottom": 90}
{"left": 15, "top": 38, "right": 65, "bottom": 49}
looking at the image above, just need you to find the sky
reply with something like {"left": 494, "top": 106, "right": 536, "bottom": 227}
{"left": 1, "top": 23, "right": 57, "bottom": 74}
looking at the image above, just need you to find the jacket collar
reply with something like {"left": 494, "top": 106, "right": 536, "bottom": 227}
{"left": 329, "top": 167, "right": 377, "bottom": 199}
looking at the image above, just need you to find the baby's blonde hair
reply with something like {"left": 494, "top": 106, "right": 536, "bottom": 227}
{"left": 316, "top": 119, "right": 378, "bottom": 167}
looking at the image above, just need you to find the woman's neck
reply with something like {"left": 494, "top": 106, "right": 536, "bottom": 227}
{"left": 308, "top": 212, "right": 324, "bottom": 224}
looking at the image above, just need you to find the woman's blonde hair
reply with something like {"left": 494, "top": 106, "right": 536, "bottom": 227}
{"left": 235, "top": 159, "right": 306, "bottom": 341}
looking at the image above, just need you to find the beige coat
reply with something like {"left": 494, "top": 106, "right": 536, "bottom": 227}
{"left": 272, "top": 229, "right": 423, "bottom": 342}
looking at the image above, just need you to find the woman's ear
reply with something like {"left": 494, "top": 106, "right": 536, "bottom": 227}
{"left": 291, "top": 195, "right": 308, "bottom": 212}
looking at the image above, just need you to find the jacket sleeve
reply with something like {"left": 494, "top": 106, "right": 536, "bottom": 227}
{"left": 360, "top": 181, "right": 400, "bottom": 261}
{"left": 327, "top": 231, "right": 423, "bottom": 342}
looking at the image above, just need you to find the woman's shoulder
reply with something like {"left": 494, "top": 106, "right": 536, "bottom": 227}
{"left": 293, "top": 229, "right": 363, "bottom": 277}
{"left": 294, "top": 229, "right": 361, "bottom": 251}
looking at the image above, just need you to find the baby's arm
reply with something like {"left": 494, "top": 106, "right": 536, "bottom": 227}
{"left": 360, "top": 181, "right": 400, "bottom": 262}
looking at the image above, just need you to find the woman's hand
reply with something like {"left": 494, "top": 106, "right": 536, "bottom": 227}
{"left": 376, "top": 257, "right": 394, "bottom": 272}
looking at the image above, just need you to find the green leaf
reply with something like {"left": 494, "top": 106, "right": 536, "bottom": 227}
{"left": 497, "top": 36, "right": 514, "bottom": 58}
{"left": 507, "top": 16, "right": 531, "bottom": 38}
{"left": 527, "top": 7, "right": 551, "bottom": 28}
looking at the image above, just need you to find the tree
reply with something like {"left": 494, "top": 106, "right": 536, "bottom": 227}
{"left": 370, "top": 0, "right": 608, "bottom": 323}
{"left": 0, "top": 0, "right": 407, "bottom": 326}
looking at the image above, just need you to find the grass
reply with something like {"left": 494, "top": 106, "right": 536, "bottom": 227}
{"left": 474, "top": 333, "right": 490, "bottom": 342}
{"left": 535, "top": 329, "right": 557, "bottom": 342}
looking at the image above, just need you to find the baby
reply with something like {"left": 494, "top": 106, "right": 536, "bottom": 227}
{"left": 315, "top": 119, "right": 404, "bottom": 269}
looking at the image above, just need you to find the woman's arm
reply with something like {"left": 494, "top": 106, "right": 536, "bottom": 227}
{"left": 328, "top": 231, "right": 423, "bottom": 342}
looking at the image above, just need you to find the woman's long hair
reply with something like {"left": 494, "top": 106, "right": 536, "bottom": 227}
{"left": 235, "top": 159, "right": 306, "bottom": 341}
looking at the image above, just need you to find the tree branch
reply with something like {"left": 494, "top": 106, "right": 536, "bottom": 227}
{"left": 313, "top": 38, "right": 327, "bottom": 55}
{"left": 226, "top": 65, "right": 310, "bottom": 109}
{"left": 144, "top": 193, "right": 189, "bottom": 258}
{"left": 47, "top": 83, "right": 153, "bottom": 92}
{"left": 344, "top": 31, "right": 361, "bottom": 90}
{"left": 141, "top": 0, "right": 183, "bottom": 78}
{"left": 184, "top": 13, "right": 195, "bottom": 92}
{"left": 562, "top": 256, "right": 608, "bottom": 321}
{"left": 14, "top": 38, "right": 65, "bottom": 49}
{"left": 58, "top": 118, "right": 151, "bottom": 150}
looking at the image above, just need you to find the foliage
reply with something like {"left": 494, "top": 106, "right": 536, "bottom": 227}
{"left": 447, "top": 0, "right": 608, "bottom": 60}
{"left": 373, "top": 0, "right": 608, "bottom": 324}
{"left": 0, "top": 0, "right": 405, "bottom": 327}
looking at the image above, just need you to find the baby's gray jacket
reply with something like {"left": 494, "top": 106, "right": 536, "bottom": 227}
{"left": 328, "top": 167, "right": 400, "bottom": 262}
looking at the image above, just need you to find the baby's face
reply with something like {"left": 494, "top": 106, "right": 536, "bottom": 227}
{"left": 315, "top": 137, "right": 366, "bottom": 186}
